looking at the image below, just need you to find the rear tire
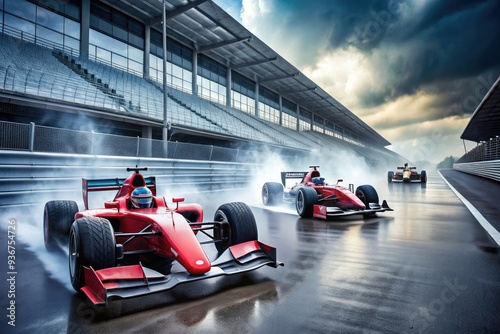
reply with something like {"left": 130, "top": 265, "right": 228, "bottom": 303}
{"left": 44, "top": 200, "right": 79, "bottom": 252}
{"left": 355, "top": 185, "right": 379, "bottom": 207}
{"left": 69, "top": 217, "right": 116, "bottom": 292}
{"left": 387, "top": 171, "right": 394, "bottom": 183}
{"left": 420, "top": 170, "right": 427, "bottom": 183}
{"left": 296, "top": 187, "right": 318, "bottom": 218}
{"left": 262, "top": 182, "right": 284, "bottom": 206}
{"left": 213, "top": 202, "right": 258, "bottom": 253}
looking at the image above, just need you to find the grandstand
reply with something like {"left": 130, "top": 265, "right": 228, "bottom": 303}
{"left": 454, "top": 75, "right": 500, "bottom": 181}
{"left": 0, "top": 0, "right": 402, "bottom": 165}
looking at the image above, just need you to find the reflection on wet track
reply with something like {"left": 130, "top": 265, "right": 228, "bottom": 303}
{"left": 1, "top": 171, "right": 499, "bottom": 333}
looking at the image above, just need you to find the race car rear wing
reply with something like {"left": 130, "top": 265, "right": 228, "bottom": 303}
{"left": 397, "top": 167, "right": 416, "bottom": 170}
{"left": 82, "top": 176, "right": 156, "bottom": 210}
{"left": 280, "top": 172, "right": 308, "bottom": 186}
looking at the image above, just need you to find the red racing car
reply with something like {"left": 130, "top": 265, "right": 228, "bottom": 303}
{"left": 262, "top": 166, "right": 392, "bottom": 219}
{"left": 388, "top": 163, "right": 427, "bottom": 183}
{"left": 43, "top": 167, "right": 282, "bottom": 305}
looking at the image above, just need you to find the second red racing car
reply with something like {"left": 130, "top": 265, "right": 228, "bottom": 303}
{"left": 262, "top": 166, "right": 393, "bottom": 219}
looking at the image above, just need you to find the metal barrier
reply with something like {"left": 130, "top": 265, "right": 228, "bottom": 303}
{"left": 453, "top": 160, "right": 500, "bottom": 182}
{"left": 456, "top": 137, "right": 500, "bottom": 163}
{"left": 0, "top": 150, "right": 259, "bottom": 207}
{"left": 454, "top": 137, "right": 500, "bottom": 182}
{"left": 0, "top": 120, "right": 251, "bottom": 162}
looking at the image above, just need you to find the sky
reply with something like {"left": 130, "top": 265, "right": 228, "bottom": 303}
{"left": 213, "top": 0, "right": 500, "bottom": 163}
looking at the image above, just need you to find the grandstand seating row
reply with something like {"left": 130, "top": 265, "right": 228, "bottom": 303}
{"left": 0, "top": 34, "right": 117, "bottom": 110}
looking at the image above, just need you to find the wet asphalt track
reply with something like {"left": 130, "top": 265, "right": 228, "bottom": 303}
{"left": 1, "top": 170, "right": 500, "bottom": 333}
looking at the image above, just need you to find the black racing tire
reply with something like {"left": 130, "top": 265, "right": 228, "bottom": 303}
{"left": 69, "top": 217, "right": 116, "bottom": 292}
{"left": 387, "top": 171, "right": 394, "bottom": 183}
{"left": 43, "top": 200, "right": 79, "bottom": 252}
{"left": 262, "top": 182, "right": 284, "bottom": 206}
{"left": 356, "top": 185, "right": 379, "bottom": 207}
{"left": 296, "top": 187, "right": 318, "bottom": 218}
{"left": 213, "top": 202, "right": 258, "bottom": 253}
{"left": 420, "top": 170, "right": 427, "bottom": 183}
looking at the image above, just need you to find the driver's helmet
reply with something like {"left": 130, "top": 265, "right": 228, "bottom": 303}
{"left": 312, "top": 177, "right": 325, "bottom": 185}
{"left": 130, "top": 186, "right": 153, "bottom": 208}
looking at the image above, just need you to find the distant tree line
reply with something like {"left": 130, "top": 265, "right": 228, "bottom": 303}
{"left": 437, "top": 156, "right": 456, "bottom": 169}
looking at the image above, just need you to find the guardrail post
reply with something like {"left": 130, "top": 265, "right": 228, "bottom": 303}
{"left": 170, "top": 141, "right": 176, "bottom": 159}
{"left": 495, "top": 136, "right": 500, "bottom": 160}
{"left": 136, "top": 136, "right": 140, "bottom": 157}
{"left": 29, "top": 122, "right": 35, "bottom": 152}
{"left": 209, "top": 145, "right": 213, "bottom": 161}
{"left": 90, "top": 130, "right": 95, "bottom": 155}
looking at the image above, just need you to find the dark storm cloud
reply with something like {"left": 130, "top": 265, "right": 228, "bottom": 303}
{"left": 270, "top": 0, "right": 400, "bottom": 50}
{"left": 245, "top": 0, "right": 401, "bottom": 66}
{"left": 347, "top": 0, "right": 500, "bottom": 108}
{"left": 228, "top": 0, "right": 500, "bottom": 160}
{"left": 405, "top": 0, "right": 487, "bottom": 39}
{"left": 264, "top": 0, "right": 500, "bottom": 111}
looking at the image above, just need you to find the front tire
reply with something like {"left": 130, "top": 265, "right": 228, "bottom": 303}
{"left": 213, "top": 202, "right": 258, "bottom": 253}
{"left": 387, "top": 171, "right": 394, "bottom": 183}
{"left": 69, "top": 217, "right": 116, "bottom": 292}
{"left": 296, "top": 187, "right": 318, "bottom": 218}
{"left": 355, "top": 185, "right": 379, "bottom": 207}
{"left": 420, "top": 170, "right": 427, "bottom": 183}
{"left": 44, "top": 200, "right": 79, "bottom": 252}
{"left": 262, "top": 182, "right": 284, "bottom": 206}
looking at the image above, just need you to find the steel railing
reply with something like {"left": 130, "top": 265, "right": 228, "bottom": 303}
{"left": 0, "top": 120, "right": 254, "bottom": 162}
{"left": 0, "top": 150, "right": 259, "bottom": 207}
{"left": 454, "top": 137, "right": 500, "bottom": 182}
{"left": 455, "top": 137, "right": 500, "bottom": 163}
{"left": 453, "top": 160, "right": 500, "bottom": 182}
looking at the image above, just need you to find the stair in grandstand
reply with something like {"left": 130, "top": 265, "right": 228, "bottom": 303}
{"left": 146, "top": 79, "right": 239, "bottom": 136}
{"left": 210, "top": 102, "right": 317, "bottom": 149}
{"left": 53, "top": 51, "right": 138, "bottom": 113}
{"left": 149, "top": 80, "right": 315, "bottom": 149}
{"left": 170, "top": 94, "right": 226, "bottom": 130}
{"left": 209, "top": 102, "right": 286, "bottom": 144}
{"left": 147, "top": 79, "right": 306, "bottom": 147}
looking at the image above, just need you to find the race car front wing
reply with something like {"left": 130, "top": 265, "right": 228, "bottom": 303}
{"left": 81, "top": 240, "right": 283, "bottom": 305}
{"left": 313, "top": 200, "right": 393, "bottom": 219}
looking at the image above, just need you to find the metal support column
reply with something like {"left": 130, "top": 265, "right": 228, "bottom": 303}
{"left": 162, "top": 0, "right": 169, "bottom": 154}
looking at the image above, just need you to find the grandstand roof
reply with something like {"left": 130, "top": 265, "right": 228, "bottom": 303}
{"left": 461, "top": 75, "right": 500, "bottom": 142}
{"left": 102, "top": 0, "right": 390, "bottom": 147}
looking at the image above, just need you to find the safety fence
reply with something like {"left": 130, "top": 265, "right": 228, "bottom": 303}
{"left": 454, "top": 137, "right": 500, "bottom": 182}
{"left": 453, "top": 160, "right": 500, "bottom": 182}
{"left": 456, "top": 137, "right": 500, "bottom": 163}
{"left": 0, "top": 150, "right": 260, "bottom": 207}
{"left": 0, "top": 120, "right": 259, "bottom": 163}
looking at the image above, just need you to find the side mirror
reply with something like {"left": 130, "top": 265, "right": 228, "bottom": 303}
{"left": 336, "top": 179, "right": 343, "bottom": 185}
{"left": 104, "top": 201, "right": 120, "bottom": 212}
{"left": 172, "top": 197, "right": 185, "bottom": 210}
{"left": 104, "top": 201, "right": 119, "bottom": 209}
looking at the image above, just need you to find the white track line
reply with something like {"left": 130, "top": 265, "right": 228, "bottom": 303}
{"left": 438, "top": 170, "right": 500, "bottom": 246}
